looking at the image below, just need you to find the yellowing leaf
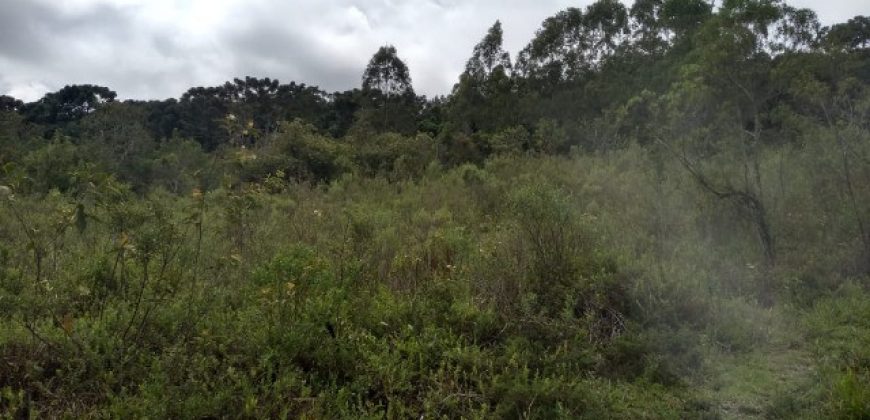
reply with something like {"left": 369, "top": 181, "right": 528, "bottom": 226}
{"left": 117, "top": 232, "right": 129, "bottom": 249}
{"left": 61, "top": 313, "right": 74, "bottom": 334}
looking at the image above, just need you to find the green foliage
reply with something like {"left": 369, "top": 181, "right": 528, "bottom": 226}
{"left": 20, "top": 84, "right": 116, "bottom": 129}
{"left": 238, "top": 119, "right": 352, "bottom": 183}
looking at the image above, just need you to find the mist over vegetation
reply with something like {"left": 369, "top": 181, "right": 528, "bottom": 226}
{"left": 1, "top": 0, "right": 869, "bottom": 417}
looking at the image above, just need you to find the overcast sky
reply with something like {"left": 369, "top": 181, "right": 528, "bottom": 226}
{"left": 0, "top": 0, "right": 866, "bottom": 102}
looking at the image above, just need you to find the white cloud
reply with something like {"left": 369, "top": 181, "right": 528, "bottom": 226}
{"left": 6, "top": 81, "right": 52, "bottom": 103}
{"left": 787, "top": 0, "right": 865, "bottom": 25}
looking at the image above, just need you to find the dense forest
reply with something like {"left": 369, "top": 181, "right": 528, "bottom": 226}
{"left": 1, "top": 0, "right": 869, "bottom": 417}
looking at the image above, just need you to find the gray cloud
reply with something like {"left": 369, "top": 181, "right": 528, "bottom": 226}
{"left": 0, "top": 1, "right": 54, "bottom": 62}
{"left": 0, "top": 1, "right": 133, "bottom": 63}
{"left": 0, "top": 0, "right": 866, "bottom": 102}
{"left": 219, "top": 3, "right": 366, "bottom": 91}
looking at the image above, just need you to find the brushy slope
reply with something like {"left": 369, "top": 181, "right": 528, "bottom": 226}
{"left": 1, "top": 145, "right": 868, "bottom": 418}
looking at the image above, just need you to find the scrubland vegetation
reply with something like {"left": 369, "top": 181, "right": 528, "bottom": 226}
{"left": 1, "top": 0, "right": 869, "bottom": 418}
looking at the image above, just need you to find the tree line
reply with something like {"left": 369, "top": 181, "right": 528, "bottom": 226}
{"left": 1, "top": 0, "right": 867, "bottom": 183}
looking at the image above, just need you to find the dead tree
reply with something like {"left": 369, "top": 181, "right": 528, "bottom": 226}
{"left": 657, "top": 138, "right": 776, "bottom": 267}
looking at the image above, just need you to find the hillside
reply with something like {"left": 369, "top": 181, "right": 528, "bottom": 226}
{"left": 1, "top": 0, "right": 869, "bottom": 418}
